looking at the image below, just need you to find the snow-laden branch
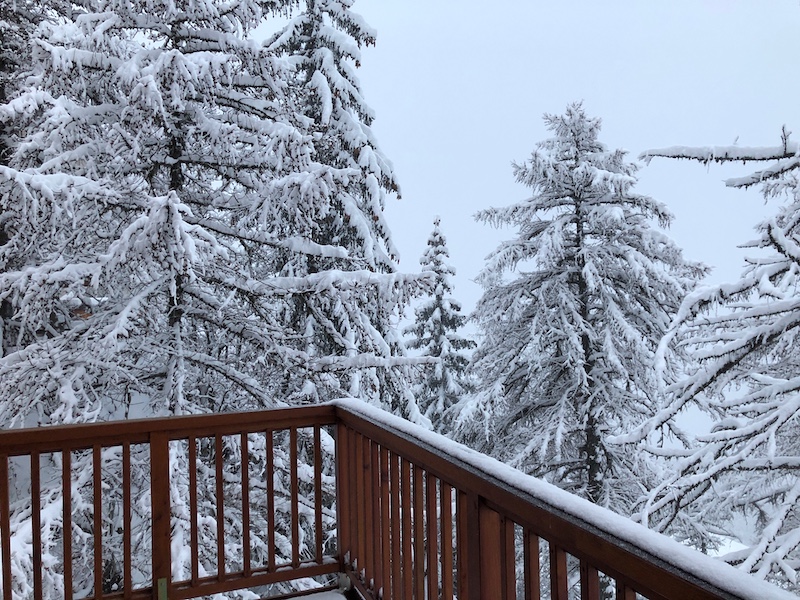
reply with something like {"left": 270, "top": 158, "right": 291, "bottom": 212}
{"left": 178, "top": 349, "right": 272, "bottom": 401}
{"left": 221, "top": 269, "right": 434, "bottom": 297}
{"left": 640, "top": 138, "right": 800, "bottom": 189}
{"left": 640, "top": 144, "right": 798, "bottom": 166}
{"left": 726, "top": 155, "right": 800, "bottom": 189}
{"left": 180, "top": 215, "right": 351, "bottom": 259}
{"left": 766, "top": 219, "right": 800, "bottom": 265}
{"left": 287, "top": 353, "right": 438, "bottom": 372}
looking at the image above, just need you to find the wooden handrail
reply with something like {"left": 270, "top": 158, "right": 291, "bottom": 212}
{"left": 0, "top": 403, "right": 790, "bottom": 600}
{"left": 0, "top": 406, "right": 337, "bottom": 456}
{"left": 332, "top": 403, "right": 790, "bottom": 600}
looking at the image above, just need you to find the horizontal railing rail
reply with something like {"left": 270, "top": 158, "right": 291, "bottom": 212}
{"left": 0, "top": 406, "right": 337, "bottom": 456}
{"left": 0, "top": 401, "right": 791, "bottom": 600}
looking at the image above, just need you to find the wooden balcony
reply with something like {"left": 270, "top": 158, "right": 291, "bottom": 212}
{"left": 0, "top": 400, "right": 791, "bottom": 600}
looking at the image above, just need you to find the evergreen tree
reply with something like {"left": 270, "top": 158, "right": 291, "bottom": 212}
{"left": 261, "top": 0, "right": 428, "bottom": 417}
{"left": 633, "top": 131, "right": 800, "bottom": 591}
{"left": 0, "top": 0, "right": 424, "bottom": 593}
{"left": 404, "top": 217, "right": 475, "bottom": 432}
{"left": 457, "top": 103, "right": 706, "bottom": 511}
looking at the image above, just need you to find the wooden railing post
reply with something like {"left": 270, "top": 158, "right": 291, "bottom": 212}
{"left": 524, "top": 528, "right": 540, "bottom": 600}
{"left": 0, "top": 455, "right": 11, "bottom": 600}
{"left": 151, "top": 433, "right": 171, "bottom": 600}
{"left": 457, "top": 491, "right": 482, "bottom": 600}
{"left": 336, "top": 423, "right": 351, "bottom": 570}
{"left": 479, "top": 505, "right": 502, "bottom": 599}
{"left": 581, "top": 559, "right": 600, "bottom": 600}
{"left": 550, "top": 543, "right": 568, "bottom": 600}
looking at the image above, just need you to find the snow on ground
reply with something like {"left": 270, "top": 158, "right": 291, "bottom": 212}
{"left": 331, "top": 398, "right": 798, "bottom": 600}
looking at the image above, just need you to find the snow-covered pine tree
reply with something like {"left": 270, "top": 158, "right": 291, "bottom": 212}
{"left": 457, "top": 103, "right": 706, "bottom": 511}
{"left": 267, "top": 0, "right": 400, "bottom": 271}
{"left": 0, "top": 0, "right": 425, "bottom": 594}
{"left": 631, "top": 131, "right": 800, "bottom": 591}
{"left": 404, "top": 217, "right": 475, "bottom": 432}
{"left": 265, "top": 0, "right": 428, "bottom": 418}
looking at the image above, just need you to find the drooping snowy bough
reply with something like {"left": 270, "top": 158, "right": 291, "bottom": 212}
{"left": 632, "top": 130, "right": 800, "bottom": 592}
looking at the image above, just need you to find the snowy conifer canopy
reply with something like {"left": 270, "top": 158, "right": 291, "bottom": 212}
{"left": 256, "top": 0, "right": 435, "bottom": 417}
{"left": 459, "top": 103, "right": 706, "bottom": 512}
{"left": 267, "top": 0, "right": 400, "bottom": 270}
{"left": 635, "top": 129, "right": 800, "bottom": 591}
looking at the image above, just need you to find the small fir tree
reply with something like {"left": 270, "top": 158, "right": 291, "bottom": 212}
{"left": 458, "top": 103, "right": 706, "bottom": 512}
{"left": 404, "top": 217, "right": 475, "bottom": 432}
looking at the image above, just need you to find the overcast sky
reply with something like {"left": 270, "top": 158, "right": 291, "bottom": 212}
{"left": 349, "top": 0, "right": 800, "bottom": 317}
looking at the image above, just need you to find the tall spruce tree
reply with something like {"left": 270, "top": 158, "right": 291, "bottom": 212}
{"left": 263, "top": 0, "right": 428, "bottom": 416}
{"left": 404, "top": 217, "right": 475, "bottom": 432}
{"left": 457, "top": 103, "right": 706, "bottom": 511}
{"left": 631, "top": 132, "right": 800, "bottom": 591}
{"left": 0, "top": 0, "right": 425, "bottom": 593}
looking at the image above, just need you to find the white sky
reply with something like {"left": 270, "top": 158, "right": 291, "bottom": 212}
{"left": 352, "top": 0, "right": 800, "bottom": 315}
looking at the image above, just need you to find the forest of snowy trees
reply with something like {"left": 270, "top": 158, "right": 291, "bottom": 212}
{"left": 0, "top": 0, "right": 433, "bottom": 595}
{"left": 2, "top": 0, "right": 800, "bottom": 596}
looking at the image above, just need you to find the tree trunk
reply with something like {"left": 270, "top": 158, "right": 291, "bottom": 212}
{"left": 574, "top": 196, "right": 604, "bottom": 505}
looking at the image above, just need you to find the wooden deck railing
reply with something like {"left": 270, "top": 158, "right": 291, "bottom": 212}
{"left": 0, "top": 402, "right": 787, "bottom": 600}
{"left": 0, "top": 406, "right": 341, "bottom": 600}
